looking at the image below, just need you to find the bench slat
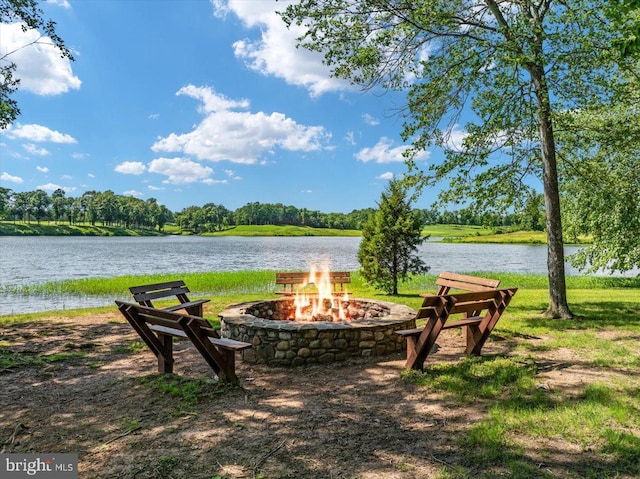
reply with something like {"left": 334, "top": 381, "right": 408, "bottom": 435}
{"left": 395, "top": 316, "right": 483, "bottom": 336}
{"left": 437, "top": 272, "right": 500, "bottom": 289}
{"left": 149, "top": 325, "right": 251, "bottom": 350}
{"left": 163, "top": 300, "right": 209, "bottom": 312}
{"left": 132, "top": 287, "right": 192, "bottom": 302}
{"left": 129, "top": 280, "right": 187, "bottom": 294}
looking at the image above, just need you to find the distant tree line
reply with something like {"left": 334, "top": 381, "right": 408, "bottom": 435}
{"left": 0, "top": 187, "right": 546, "bottom": 233}
{"left": 0, "top": 187, "right": 173, "bottom": 231}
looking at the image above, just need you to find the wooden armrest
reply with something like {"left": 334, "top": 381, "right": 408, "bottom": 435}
{"left": 163, "top": 299, "right": 209, "bottom": 312}
{"left": 395, "top": 327, "right": 423, "bottom": 337}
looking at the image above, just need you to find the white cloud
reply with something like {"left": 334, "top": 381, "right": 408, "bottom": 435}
{"left": 0, "top": 23, "right": 81, "bottom": 95}
{"left": 72, "top": 152, "right": 89, "bottom": 160}
{"left": 444, "top": 124, "right": 469, "bottom": 151}
{"left": 60, "top": 174, "right": 72, "bottom": 180}
{"left": 36, "top": 166, "right": 49, "bottom": 172}
{"left": 377, "top": 172, "right": 394, "bottom": 180}
{"left": 6, "top": 124, "right": 77, "bottom": 143}
{"left": 301, "top": 189, "right": 313, "bottom": 194}
{"left": 213, "top": 1, "right": 348, "bottom": 97}
{"left": 1, "top": 172, "right": 24, "bottom": 184}
{"left": 23, "top": 143, "right": 50, "bottom": 156}
{"left": 148, "top": 113, "right": 160, "bottom": 120}
{"left": 87, "top": 173, "right": 95, "bottom": 178}
{"left": 148, "top": 185, "right": 165, "bottom": 191}
{"left": 344, "top": 131, "right": 356, "bottom": 146}
{"left": 123, "top": 190, "right": 144, "bottom": 198}
{"left": 225, "top": 169, "right": 242, "bottom": 180}
{"left": 46, "top": 0, "right": 71, "bottom": 8}
{"left": 148, "top": 157, "right": 214, "bottom": 184}
{"left": 152, "top": 85, "right": 330, "bottom": 164}
{"left": 355, "top": 137, "right": 431, "bottom": 164}
{"left": 362, "top": 113, "right": 380, "bottom": 126}
{"left": 37, "top": 182, "right": 75, "bottom": 192}
{"left": 115, "top": 161, "right": 147, "bottom": 175}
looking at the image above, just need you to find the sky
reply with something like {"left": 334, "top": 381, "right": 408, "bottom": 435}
{"left": 0, "top": 0, "right": 462, "bottom": 214}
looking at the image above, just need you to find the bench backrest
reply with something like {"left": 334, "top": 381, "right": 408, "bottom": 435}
{"left": 275, "top": 271, "right": 351, "bottom": 284}
{"left": 275, "top": 271, "right": 351, "bottom": 293}
{"left": 129, "top": 280, "right": 192, "bottom": 306}
{"left": 116, "top": 301, "right": 217, "bottom": 337}
{"left": 416, "top": 287, "right": 517, "bottom": 321}
{"left": 435, "top": 272, "right": 500, "bottom": 295}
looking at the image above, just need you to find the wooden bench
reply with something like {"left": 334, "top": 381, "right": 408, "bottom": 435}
{"left": 129, "top": 280, "right": 210, "bottom": 317}
{"left": 430, "top": 272, "right": 500, "bottom": 295}
{"left": 396, "top": 288, "right": 518, "bottom": 370}
{"left": 275, "top": 271, "right": 351, "bottom": 295}
{"left": 115, "top": 301, "right": 251, "bottom": 384}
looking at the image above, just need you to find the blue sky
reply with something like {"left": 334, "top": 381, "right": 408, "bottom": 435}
{"left": 0, "top": 0, "right": 462, "bottom": 214}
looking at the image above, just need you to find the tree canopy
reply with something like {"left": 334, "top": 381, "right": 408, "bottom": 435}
{"left": 281, "top": 0, "right": 639, "bottom": 318}
{"left": 358, "top": 177, "right": 428, "bottom": 294}
{"left": 0, "top": 0, "right": 73, "bottom": 129}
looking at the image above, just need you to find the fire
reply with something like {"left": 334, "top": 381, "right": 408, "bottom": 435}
{"left": 292, "top": 264, "right": 350, "bottom": 321}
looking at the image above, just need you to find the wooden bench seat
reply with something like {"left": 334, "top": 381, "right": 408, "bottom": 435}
{"left": 129, "top": 280, "right": 210, "bottom": 317}
{"left": 115, "top": 301, "right": 251, "bottom": 383}
{"left": 397, "top": 288, "right": 518, "bottom": 370}
{"left": 275, "top": 271, "right": 351, "bottom": 295}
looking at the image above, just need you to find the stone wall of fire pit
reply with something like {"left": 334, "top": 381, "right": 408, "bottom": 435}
{"left": 219, "top": 298, "right": 416, "bottom": 366}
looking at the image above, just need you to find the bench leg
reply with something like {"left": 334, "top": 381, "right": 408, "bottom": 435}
{"left": 219, "top": 349, "right": 237, "bottom": 384}
{"left": 185, "top": 304, "right": 204, "bottom": 317}
{"left": 405, "top": 336, "right": 417, "bottom": 364}
{"left": 157, "top": 333, "right": 174, "bottom": 374}
{"left": 464, "top": 325, "right": 482, "bottom": 356}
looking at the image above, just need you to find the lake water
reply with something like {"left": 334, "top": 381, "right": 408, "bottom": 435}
{"left": 0, "top": 235, "right": 633, "bottom": 315}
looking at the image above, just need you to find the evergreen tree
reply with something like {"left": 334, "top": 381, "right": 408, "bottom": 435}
{"left": 358, "top": 178, "right": 428, "bottom": 295}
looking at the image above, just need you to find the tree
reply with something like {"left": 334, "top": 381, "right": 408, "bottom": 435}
{"left": 357, "top": 177, "right": 428, "bottom": 295}
{"left": 1, "top": 0, "right": 74, "bottom": 129}
{"left": 29, "top": 189, "right": 50, "bottom": 224}
{"left": 608, "top": 0, "right": 640, "bottom": 57}
{"left": 520, "top": 191, "right": 546, "bottom": 232}
{"left": 557, "top": 75, "right": 640, "bottom": 273}
{"left": 50, "top": 188, "right": 67, "bottom": 223}
{"left": 281, "top": 1, "right": 638, "bottom": 318}
{"left": 0, "top": 186, "right": 11, "bottom": 219}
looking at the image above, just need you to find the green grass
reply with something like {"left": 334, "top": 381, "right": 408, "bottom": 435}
{"left": 446, "top": 229, "right": 591, "bottom": 245}
{"left": 0, "top": 350, "right": 86, "bottom": 371}
{"left": 137, "top": 374, "right": 231, "bottom": 404}
{"left": 0, "top": 221, "right": 162, "bottom": 236}
{"left": 422, "top": 224, "right": 493, "bottom": 237}
{"left": 203, "top": 224, "right": 362, "bottom": 236}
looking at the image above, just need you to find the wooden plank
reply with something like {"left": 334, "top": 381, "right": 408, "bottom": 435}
{"left": 395, "top": 327, "right": 423, "bottom": 337}
{"left": 163, "top": 299, "right": 209, "bottom": 312}
{"left": 132, "top": 286, "right": 191, "bottom": 302}
{"left": 441, "top": 317, "right": 482, "bottom": 329}
{"left": 129, "top": 280, "right": 186, "bottom": 294}
{"left": 149, "top": 325, "right": 250, "bottom": 350}
{"left": 437, "top": 272, "right": 500, "bottom": 288}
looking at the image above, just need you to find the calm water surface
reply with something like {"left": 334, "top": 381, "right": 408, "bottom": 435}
{"left": 0, "top": 235, "right": 629, "bottom": 315}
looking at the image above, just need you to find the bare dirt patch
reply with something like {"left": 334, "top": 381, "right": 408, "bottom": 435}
{"left": 0, "top": 312, "right": 636, "bottom": 478}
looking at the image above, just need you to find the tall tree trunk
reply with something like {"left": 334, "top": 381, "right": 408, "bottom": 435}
{"left": 529, "top": 65, "right": 574, "bottom": 319}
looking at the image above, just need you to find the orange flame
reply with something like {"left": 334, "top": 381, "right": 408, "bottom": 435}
{"left": 292, "top": 263, "right": 349, "bottom": 321}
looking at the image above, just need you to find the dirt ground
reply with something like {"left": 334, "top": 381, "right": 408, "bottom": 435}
{"left": 0, "top": 311, "right": 635, "bottom": 479}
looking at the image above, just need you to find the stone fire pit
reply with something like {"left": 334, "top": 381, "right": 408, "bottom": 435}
{"left": 219, "top": 298, "right": 416, "bottom": 366}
